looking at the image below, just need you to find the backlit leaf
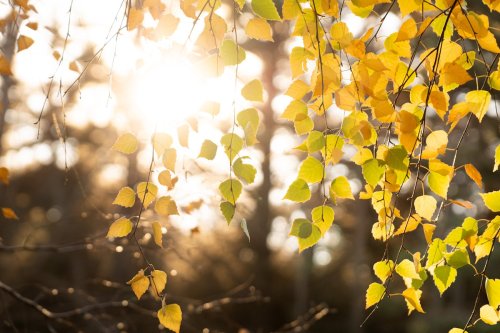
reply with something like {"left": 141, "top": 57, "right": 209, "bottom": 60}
{"left": 466, "top": 90, "right": 491, "bottom": 123}
{"left": 233, "top": 157, "right": 257, "bottom": 184}
{"left": 1, "top": 207, "right": 18, "bottom": 220}
{"left": 479, "top": 304, "right": 499, "bottom": 325}
{"left": 365, "top": 282, "right": 385, "bottom": 309}
{"left": 284, "top": 178, "right": 311, "bottom": 202}
{"left": 220, "top": 201, "right": 235, "bottom": 224}
{"left": 221, "top": 133, "right": 244, "bottom": 161}
{"left": 486, "top": 278, "right": 500, "bottom": 309}
{"left": 311, "top": 205, "right": 334, "bottom": 235}
{"left": 152, "top": 133, "right": 173, "bottom": 156}
{"left": 494, "top": 144, "right": 500, "bottom": 172}
{"left": 154, "top": 196, "right": 179, "bottom": 216}
{"left": 373, "top": 260, "right": 394, "bottom": 283}
{"left": 157, "top": 304, "right": 182, "bottom": 333}
{"left": 251, "top": 0, "right": 281, "bottom": 21}
{"left": 464, "top": 164, "right": 483, "bottom": 189}
{"left": 414, "top": 195, "right": 437, "bottom": 220}
{"left": 112, "top": 133, "right": 138, "bottom": 154}
{"left": 245, "top": 17, "right": 273, "bottom": 41}
{"left": 127, "top": 8, "right": 144, "bottom": 31}
{"left": 198, "top": 140, "right": 217, "bottom": 160}
{"left": 152, "top": 221, "right": 163, "bottom": 248}
{"left": 402, "top": 288, "right": 425, "bottom": 314}
{"left": 396, "top": 259, "right": 420, "bottom": 279}
{"left": 289, "top": 218, "right": 321, "bottom": 252}
{"left": 298, "top": 156, "right": 323, "bottom": 184}
{"left": 113, "top": 187, "right": 136, "bottom": 207}
{"left": 0, "top": 167, "right": 9, "bottom": 185}
{"left": 433, "top": 265, "right": 457, "bottom": 295}
{"left": 241, "top": 79, "right": 264, "bottom": 102}
{"left": 220, "top": 39, "right": 246, "bottom": 66}
{"left": 151, "top": 270, "right": 167, "bottom": 294}
{"left": 136, "top": 182, "right": 158, "bottom": 208}
{"left": 127, "top": 270, "right": 149, "bottom": 300}
{"left": 480, "top": 190, "right": 500, "bottom": 212}
{"left": 330, "top": 176, "right": 354, "bottom": 201}
{"left": 219, "top": 179, "right": 242, "bottom": 205}
{"left": 107, "top": 217, "right": 133, "bottom": 238}
{"left": 17, "top": 35, "right": 34, "bottom": 52}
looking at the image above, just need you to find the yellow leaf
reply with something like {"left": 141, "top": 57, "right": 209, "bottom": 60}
{"left": 155, "top": 14, "right": 179, "bottom": 38}
{"left": 158, "top": 170, "right": 174, "bottom": 188}
{"left": 113, "top": 187, "right": 136, "bottom": 207}
{"left": 241, "top": 79, "right": 264, "bottom": 102}
{"left": 151, "top": 270, "right": 167, "bottom": 294}
{"left": 285, "top": 80, "right": 310, "bottom": 100}
{"left": 396, "top": 259, "right": 420, "bottom": 279}
{"left": 245, "top": 17, "right": 273, "bottom": 41}
{"left": 251, "top": 0, "right": 281, "bottom": 21}
{"left": 422, "top": 223, "right": 436, "bottom": 244}
{"left": 394, "top": 215, "right": 420, "bottom": 236}
{"left": 479, "top": 304, "right": 499, "bottom": 325}
{"left": 136, "top": 182, "right": 158, "bottom": 208}
{"left": 402, "top": 288, "right": 425, "bottom": 314}
{"left": 152, "top": 221, "right": 163, "bottom": 248}
{"left": 162, "top": 148, "right": 177, "bottom": 172}
{"left": 127, "top": 8, "right": 144, "bottom": 31}
{"left": 440, "top": 63, "right": 472, "bottom": 92}
{"left": 106, "top": 217, "right": 133, "bottom": 238}
{"left": 480, "top": 190, "right": 500, "bottom": 212}
{"left": 486, "top": 278, "right": 500, "bottom": 309}
{"left": 330, "top": 22, "right": 353, "bottom": 50}
{"left": 373, "top": 260, "right": 394, "bottom": 283}
{"left": 464, "top": 164, "right": 483, "bottom": 189}
{"left": 365, "top": 282, "right": 385, "bottom": 309}
{"left": 0, "top": 167, "right": 9, "bottom": 185}
{"left": 396, "top": 18, "right": 417, "bottom": 41}
{"left": 466, "top": 90, "right": 491, "bottom": 123}
{"left": 112, "top": 133, "right": 138, "bottom": 154}
{"left": 127, "top": 270, "right": 150, "bottom": 300}
{"left": 26, "top": 21, "right": 38, "bottom": 30}
{"left": 17, "top": 35, "right": 33, "bottom": 52}
{"left": 154, "top": 196, "right": 179, "bottom": 216}
{"left": 0, "top": 54, "right": 13, "bottom": 76}
{"left": 422, "top": 130, "right": 448, "bottom": 159}
{"left": 177, "top": 124, "right": 189, "bottom": 147}
{"left": 397, "top": 0, "right": 422, "bottom": 16}
{"left": 152, "top": 133, "right": 173, "bottom": 156}
{"left": 157, "top": 304, "right": 182, "bottom": 333}
{"left": 2, "top": 207, "right": 18, "bottom": 220}
{"left": 330, "top": 176, "right": 354, "bottom": 201}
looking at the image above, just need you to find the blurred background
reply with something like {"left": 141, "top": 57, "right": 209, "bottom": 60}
{"left": 0, "top": 0, "right": 499, "bottom": 332}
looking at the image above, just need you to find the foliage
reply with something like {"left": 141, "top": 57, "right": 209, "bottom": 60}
{"left": 0, "top": 0, "right": 500, "bottom": 332}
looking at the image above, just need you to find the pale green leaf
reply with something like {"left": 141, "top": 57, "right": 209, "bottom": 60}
{"left": 289, "top": 218, "right": 321, "bottom": 252}
{"left": 220, "top": 39, "right": 246, "bottom": 66}
{"left": 251, "top": 0, "right": 281, "bottom": 21}
{"left": 219, "top": 179, "right": 243, "bottom": 205}
{"left": 221, "top": 133, "right": 244, "bottom": 161}
{"left": 233, "top": 157, "right": 257, "bottom": 184}
{"left": 284, "top": 178, "right": 311, "bottom": 202}
{"left": 220, "top": 201, "right": 235, "bottom": 224}
{"left": 433, "top": 265, "right": 457, "bottom": 295}
{"left": 298, "top": 156, "right": 323, "bottom": 184}
{"left": 311, "top": 205, "right": 334, "bottom": 235}
{"left": 198, "top": 140, "right": 217, "bottom": 160}
{"left": 330, "top": 176, "right": 354, "bottom": 201}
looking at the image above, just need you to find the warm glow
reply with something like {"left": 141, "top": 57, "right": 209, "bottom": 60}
{"left": 130, "top": 53, "right": 205, "bottom": 132}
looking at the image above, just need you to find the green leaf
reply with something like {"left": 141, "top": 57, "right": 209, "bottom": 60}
{"left": 433, "top": 265, "right": 457, "bottom": 295}
{"left": 157, "top": 304, "right": 182, "bottom": 333}
{"left": 251, "top": 0, "right": 281, "bottom": 21}
{"left": 220, "top": 39, "right": 246, "bottom": 66}
{"left": 385, "top": 145, "right": 409, "bottom": 171}
{"left": 237, "top": 108, "right": 260, "bottom": 146}
{"left": 284, "top": 179, "right": 311, "bottom": 202}
{"left": 220, "top": 133, "right": 244, "bottom": 161}
{"left": 373, "top": 260, "right": 395, "bottom": 283}
{"left": 241, "top": 79, "right": 263, "bottom": 102}
{"left": 365, "top": 282, "right": 385, "bottom": 309}
{"left": 298, "top": 156, "right": 323, "bottom": 184}
{"left": 330, "top": 176, "right": 354, "bottom": 202}
{"left": 233, "top": 157, "right": 257, "bottom": 184}
{"left": 480, "top": 190, "right": 500, "bottom": 212}
{"left": 425, "top": 238, "right": 445, "bottom": 268}
{"left": 306, "top": 131, "right": 325, "bottom": 153}
{"left": 446, "top": 249, "right": 470, "bottom": 269}
{"left": 362, "top": 159, "right": 385, "bottom": 187}
{"left": 198, "top": 139, "right": 217, "bottom": 160}
{"left": 219, "top": 179, "right": 243, "bottom": 205}
{"left": 486, "top": 278, "right": 500, "bottom": 309}
{"left": 220, "top": 201, "right": 235, "bottom": 224}
{"left": 311, "top": 205, "right": 334, "bottom": 235}
{"left": 289, "top": 218, "right": 321, "bottom": 252}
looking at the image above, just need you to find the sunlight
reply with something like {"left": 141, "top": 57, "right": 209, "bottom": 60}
{"left": 130, "top": 53, "right": 205, "bottom": 132}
